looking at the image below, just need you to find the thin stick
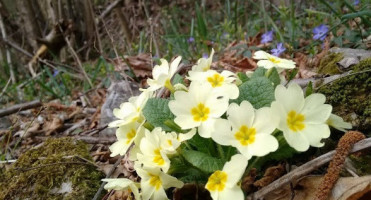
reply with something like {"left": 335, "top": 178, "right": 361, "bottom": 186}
{"left": 0, "top": 78, "right": 11, "bottom": 99}
{"left": 100, "top": 12, "right": 133, "bottom": 96}
{"left": 92, "top": 155, "right": 124, "bottom": 200}
{"left": 0, "top": 100, "right": 42, "bottom": 117}
{"left": 248, "top": 137, "right": 371, "bottom": 200}
{"left": 96, "top": 0, "right": 123, "bottom": 23}
{"left": 0, "top": 12, "right": 16, "bottom": 84}
{"left": 58, "top": 25, "right": 94, "bottom": 88}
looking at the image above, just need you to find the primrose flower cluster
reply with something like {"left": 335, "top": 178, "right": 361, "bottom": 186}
{"left": 102, "top": 49, "right": 351, "bottom": 200}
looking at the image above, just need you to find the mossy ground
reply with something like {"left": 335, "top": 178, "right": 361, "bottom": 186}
{"left": 318, "top": 58, "right": 371, "bottom": 134}
{"left": 317, "top": 53, "right": 344, "bottom": 75}
{"left": 0, "top": 137, "right": 104, "bottom": 200}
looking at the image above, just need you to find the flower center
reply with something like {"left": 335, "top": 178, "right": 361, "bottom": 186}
{"left": 167, "top": 139, "right": 172, "bottom": 146}
{"left": 125, "top": 129, "right": 136, "bottom": 144}
{"left": 268, "top": 57, "right": 281, "bottom": 64}
{"left": 234, "top": 125, "right": 256, "bottom": 146}
{"left": 205, "top": 171, "right": 228, "bottom": 192}
{"left": 287, "top": 110, "right": 305, "bottom": 132}
{"left": 191, "top": 103, "right": 210, "bottom": 122}
{"left": 207, "top": 73, "right": 224, "bottom": 87}
{"left": 153, "top": 148, "right": 165, "bottom": 166}
{"left": 149, "top": 173, "right": 162, "bottom": 190}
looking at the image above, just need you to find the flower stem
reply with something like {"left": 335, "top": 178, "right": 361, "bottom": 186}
{"left": 164, "top": 79, "right": 175, "bottom": 93}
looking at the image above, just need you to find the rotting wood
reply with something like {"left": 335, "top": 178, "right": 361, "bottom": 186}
{"left": 247, "top": 137, "right": 371, "bottom": 200}
{"left": 0, "top": 100, "right": 42, "bottom": 118}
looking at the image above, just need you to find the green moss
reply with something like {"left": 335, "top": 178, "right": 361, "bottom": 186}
{"left": 317, "top": 53, "right": 344, "bottom": 75}
{"left": 350, "top": 154, "right": 371, "bottom": 176}
{"left": 0, "top": 137, "right": 104, "bottom": 200}
{"left": 318, "top": 58, "right": 371, "bottom": 132}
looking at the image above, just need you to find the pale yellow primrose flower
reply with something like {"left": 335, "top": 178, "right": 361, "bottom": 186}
{"left": 192, "top": 48, "right": 215, "bottom": 72}
{"left": 205, "top": 154, "right": 248, "bottom": 200}
{"left": 188, "top": 70, "right": 239, "bottom": 99}
{"left": 271, "top": 83, "right": 332, "bottom": 152}
{"left": 326, "top": 114, "right": 352, "bottom": 132}
{"left": 102, "top": 178, "right": 140, "bottom": 199}
{"left": 109, "top": 91, "right": 153, "bottom": 127}
{"left": 147, "top": 56, "right": 182, "bottom": 92}
{"left": 253, "top": 50, "right": 295, "bottom": 70}
{"left": 137, "top": 128, "right": 171, "bottom": 173}
{"left": 169, "top": 82, "right": 229, "bottom": 138}
{"left": 159, "top": 128, "right": 196, "bottom": 153}
{"left": 212, "top": 101, "right": 279, "bottom": 160}
{"left": 109, "top": 122, "right": 145, "bottom": 157}
{"left": 135, "top": 165, "right": 184, "bottom": 200}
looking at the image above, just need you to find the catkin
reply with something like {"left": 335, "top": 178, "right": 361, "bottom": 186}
{"left": 315, "top": 131, "right": 365, "bottom": 200}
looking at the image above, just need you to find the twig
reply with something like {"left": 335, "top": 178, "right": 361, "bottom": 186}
{"left": 58, "top": 25, "right": 94, "bottom": 88}
{"left": 0, "top": 78, "right": 11, "bottom": 99}
{"left": 63, "top": 118, "right": 89, "bottom": 135}
{"left": 15, "top": 162, "right": 94, "bottom": 172}
{"left": 248, "top": 137, "right": 371, "bottom": 200}
{"left": 97, "top": 0, "right": 124, "bottom": 23}
{"left": 100, "top": 12, "right": 133, "bottom": 96}
{"left": 0, "top": 159, "right": 16, "bottom": 164}
{"left": 0, "top": 100, "right": 42, "bottom": 117}
{"left": 0, "top": 12, "right": 15, "bottom": 84}
{"left": 92, "top": 155, "right": 124, "bottom": 200}
{"left": 35, "top": 134, "right": 115, "bottom": 145}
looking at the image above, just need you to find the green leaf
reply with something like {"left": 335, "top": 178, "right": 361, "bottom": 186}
{"left": 251, "top": 67, "right": 266, "bottom": 78}
{"left": 287, "top": 68, "right": 298, "bottom": 82}
{"left": 305, "top": 81, "right": 313, "bottom": 97}
{"left": 168, "top": 156, "right": 208, "bottom": 183}
{"left": 267, "top": 68, "right": 281, "bottom": 87}
{"left": 186, "top": 134, "right": 218, "bottom": 156}
{"left": 195, "top": 4, "right": 207, "bottom": 39}
{"left": 232, "top": 77, "right": 275, "bottom": 109}
{"left": 172, "top": 73, "right": 185, "bottom": 85}
{"left": 237, "top": 72, "right": 249, "bottom": 83}
{"left": 182, "top": 150, "right": 224, "bottom": 173}
{"left": 142, "top": 98, "right": 175, "bottom": 132}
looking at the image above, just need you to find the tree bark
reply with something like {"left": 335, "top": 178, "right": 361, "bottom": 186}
{"left": 15, "top": 0, "right": 42, "bottom": 51}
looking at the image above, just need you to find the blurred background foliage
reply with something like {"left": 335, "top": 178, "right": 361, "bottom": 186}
{"left": 0, "top": 0, "right": 370, "bottom": 104}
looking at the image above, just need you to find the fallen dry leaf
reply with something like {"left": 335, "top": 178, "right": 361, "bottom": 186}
{"left": 254, "top": 164, "right": 286, "bottom": 189}
{"left": 263, "top": 175, "right": 371, "bottom": 200}
{"left": 111, "top": 54, "right": 152, "bottom": 78}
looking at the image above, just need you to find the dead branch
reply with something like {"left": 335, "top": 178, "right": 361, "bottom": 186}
{"left": 0, "top": 100, "right": 42, "bottom": 117}
{"left": 248, "top": 137, "right": 371, "bottom": 200}
{"left": 97, "top": 0, "right": 124, "bottom": 22}
{"left": 0, "top": 12, "right": 15, "bottom": 84}
{"left": 58, "top": 25, "right": 94, "bottom": 88}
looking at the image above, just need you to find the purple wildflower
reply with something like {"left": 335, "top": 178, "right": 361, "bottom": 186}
{"left": 53, "top": 70, "right": 59, "bottom": 77}
{"left": 271, "top": 43, "right": 286, "bottom": 57}
{"left": 261, "top": 30, "right": 274, "bottom": 44}
{"left": 187, "top": 37, "right": 195, "bottom": 43}
{"left": 202, "top": 53, "right": 209, "bottom": 58}
{"left": 312, "top": 24, "right": 328, "bottom": 41}
{"left": 353, "top": 0, "right": 360, "bottom": 6}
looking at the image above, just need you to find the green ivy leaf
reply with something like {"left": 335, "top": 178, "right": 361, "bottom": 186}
{"left": 142, "top": 98, "right": 175, "bottom": 132}
{"left": 232, "top": 77, "right": 275, "bottom": 109}
{"left": 182, "top": 150, "right": 224, "bottom": 173}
